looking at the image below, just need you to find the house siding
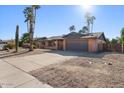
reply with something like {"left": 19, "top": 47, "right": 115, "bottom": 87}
{"left": 88, "top": 38, "right": 98, "bottom": 52}
{"left": 37, "top": 32, "right": 106, "bottom": 52}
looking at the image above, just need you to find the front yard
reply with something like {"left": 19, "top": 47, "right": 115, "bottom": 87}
{"left": 30, "top": 52, "right": 124, "bottom": 88}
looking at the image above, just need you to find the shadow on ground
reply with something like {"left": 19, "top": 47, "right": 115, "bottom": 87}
{"left": 44, "top": 50, "right": 122, "bottom": 59}
{"left": 0, "top": 50, "right": 30, "bottom": 59}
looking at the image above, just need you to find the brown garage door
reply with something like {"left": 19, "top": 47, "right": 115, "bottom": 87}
{"left": 66, "top": 39, "right": 88, "bottom": 51}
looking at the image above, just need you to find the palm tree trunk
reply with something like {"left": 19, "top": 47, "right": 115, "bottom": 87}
{"left": 91, "top": 23, "right": 93, "bottom": 33}
{"left": 29, "top": 20, "right": 34, "bottom": 51}
{"left": 27, "top": 20, "right": 29, "bottom": 32}
{"left": 87, "top": 22, "right": 90, "bottom": 33}
{"left": 86, "top": 13, "right": 90, "bottom": 33}
{"left": 122, "top": 41, "right": 124, "bottom": 53}
{"left": 34, "top": 9, "right": 36, "bottom": 30}
{"left": 29, "top": 7, "right": 35, "bottom": 51}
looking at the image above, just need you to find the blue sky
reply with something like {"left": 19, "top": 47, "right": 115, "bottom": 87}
{"left": 0, "top": 5, "right": 124, "bottom": 40}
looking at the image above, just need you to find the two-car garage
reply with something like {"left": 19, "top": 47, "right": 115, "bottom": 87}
{"left": 65, "top": 39, "right": 88, "bottom": 51}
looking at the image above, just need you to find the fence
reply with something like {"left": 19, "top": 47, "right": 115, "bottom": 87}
{"left": 103, "top": 43, "right": 124, "bottom": 53}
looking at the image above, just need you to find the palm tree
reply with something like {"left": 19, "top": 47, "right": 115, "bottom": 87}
{"left": 23, "top": 7, "right": 32, "bottom": 32}
{"left": 116, "top": 37, "right": 122, "bottom": 44}
{"left": 85, "top": 13, "right": 96, "bottom": 33}
{"left": 32, "top": 5, "right": 40, "bottom": 30}
{"left": 121, "top": 27, "right": 124, "bottom": 53}
{"left": 69, "top": 25, "right": 75, "bottom": 32}
{"left": 79, "top": 26, "right": 88, "bottom": 34}
{"left": 90, "top": 16, "right": 96, "bottom": 33}
{"left": 23, "top": 5, "right": 40, "bottom": 51}
{"left": 85, "top": 12, "right": 91, "bottom": 33}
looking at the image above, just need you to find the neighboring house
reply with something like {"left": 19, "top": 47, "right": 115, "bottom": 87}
{"left": 4, "top": 39, "right": 15, "bottom": 44}
{"left": 38, "top": 32, "right": 106, "bottom": 52}
{"left": 0, "top": 39, "right": 7, "bottom": 50}
{"left": 34, "top": 37, "right": 47, "bottom": 48}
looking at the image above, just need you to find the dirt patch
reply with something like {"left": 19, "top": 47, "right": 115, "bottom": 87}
{"left": 103, "top": 53, "right": 124, "bottom": 62}
{"left": 1, "top": 49, "right": 51, "bottom": 58}
{"left": 30, "top": 53, "right": 124, "bottom": 88}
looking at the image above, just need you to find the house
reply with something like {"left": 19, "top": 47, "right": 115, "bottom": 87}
{"left": 0, "top": 39, "right": 7, "bottom": 50}
{"left": 38, "top": 32, "right": 106, "bottom": 52}
{"left": 4, "top": 39, "right": 15, "bottom": 44}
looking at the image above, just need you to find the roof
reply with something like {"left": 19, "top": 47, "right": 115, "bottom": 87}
{"left": 64, "top": 32, "right": 105, "bottom": 39}
{"left": 34, "top": 37, "right": 47, "bottom": 41}
{"left": 91, "top": 32, "right": 104, "bottom": 38}
{"left": 47, "top": 36, "right": 64, "bottom": 40}
{"left": 80, "top": 32, "right": 104, "bottom": 39}
{"left": 63, "top": 32, "right": 82, "bottom": 38}
{"left": 39, "top": 32, "right": 106, "bottom": 41}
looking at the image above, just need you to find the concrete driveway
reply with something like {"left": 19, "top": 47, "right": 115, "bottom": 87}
{"left": 0, "top": 50, "right": 77, "bottom": 88}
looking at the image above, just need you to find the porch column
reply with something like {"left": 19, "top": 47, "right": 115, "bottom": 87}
{"left": 63, "top": 39, "right": 66, "bottom": 51}
{"left": 55, "top": 40, "right": 58, "bottom": 50}
{"left": 45, "top": 41, "right": 49, "bottom": 48}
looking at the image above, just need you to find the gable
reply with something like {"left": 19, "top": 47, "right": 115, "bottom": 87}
{"left": 98, "top": 33, "right": 106, "bottom": 41}
{"left": 63, "top": 32, "right": 81, "bottom": 39}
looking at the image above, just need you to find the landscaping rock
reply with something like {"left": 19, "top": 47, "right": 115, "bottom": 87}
{"left": 108, "top": 63, "right": 112, "bottom": 65}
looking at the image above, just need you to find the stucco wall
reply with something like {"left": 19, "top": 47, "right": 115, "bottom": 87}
{"left": 88, "top": 38, "right": 98, "bottom": 52}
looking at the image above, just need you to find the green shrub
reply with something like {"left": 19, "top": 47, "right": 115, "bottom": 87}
{"left": 3, "top": 43, "right": 15, "bottom": 50}
{"left": 33, "top": 44, "right": 37, "bottom": 49}
{"left": 19, "top": 41, "right": 23, "bottom": 47}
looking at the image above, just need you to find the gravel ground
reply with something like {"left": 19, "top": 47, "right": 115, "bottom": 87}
{"left": 0, "top": 49, "right": 51, "bottom": 58}
{"left": 30, "top": 53, "right": 124, "bottom": 88}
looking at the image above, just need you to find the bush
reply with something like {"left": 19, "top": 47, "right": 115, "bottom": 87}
{"left": 3, "top": 43, "right": 15, "bottom": 50}
{"left": 33, "top": 44, "right": 37, "bottom": 49}
{"left": 22, "top": 43, "right": 30, "bottom": 48}
{"left": 19, "top": 41, "right": 23, "bottom": 47}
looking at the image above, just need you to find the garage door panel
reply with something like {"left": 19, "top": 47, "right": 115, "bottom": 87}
{"left": 66, "top": 39, "right": 88, "bottom": 51}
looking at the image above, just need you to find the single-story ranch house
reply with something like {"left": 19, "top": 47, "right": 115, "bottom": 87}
{"left": 35, "top": 32, "right": 106, "bottom": 52}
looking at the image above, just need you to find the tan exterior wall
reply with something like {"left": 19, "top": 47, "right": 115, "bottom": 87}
{"left": 43, "top": 40, "right": 64, "bottom": 50}
{"left": 88, "top": 38, "right": 98, "bottom": 52}
{"left": 55, "top": 40, "right": 58, "bottom": 49}
{"left": 63, "top": 39, "right": 66, "bottom": 51}
{"left": 58, "top": 40, "right": 63, "bottom": 50}
{"left": 38, "top": 38, "right": 105, "bottom": 52}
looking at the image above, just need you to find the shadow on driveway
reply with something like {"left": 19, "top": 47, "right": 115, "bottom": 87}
{"left": 44, "top": 50, "right": 122, "bottom": 59}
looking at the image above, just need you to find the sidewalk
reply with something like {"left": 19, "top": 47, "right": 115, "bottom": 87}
{"left": 0, "top": 59, "right": 52, "bottom": 88}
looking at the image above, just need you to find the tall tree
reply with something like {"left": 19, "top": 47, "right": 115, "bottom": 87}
{"left": 32, "top": 5, "right": 40, "bottom": 30}
{"left": 116, "top": 37, "right": 121, "bottom": 44}
{"left": 79, "top": 26, "right": 88, "bottom": 34}
{"left": 85, "top": 12, "right": 91, "bottom": 33}
{"left": 90, "top": 16, "right": 96, "bottom": 33}
{"left": 69, "top": 25, "right": 75, "bottom": 32}
{"left": 85, "top": 13, "right": 96, "bottom": 33}
{"left": 106, "top": 38, "right": 110, "bottom": 44}
{"left": 111, "top": 38, "right": 118, "bottom": 44}
{"left": 23, "top": 7, "right": 32, "bottom": 32}
{"left": 121, "top": 27, "right": 124, "bottom": 53}
{"left": 23, "top": 5, "right": 40, "bottom": 51}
